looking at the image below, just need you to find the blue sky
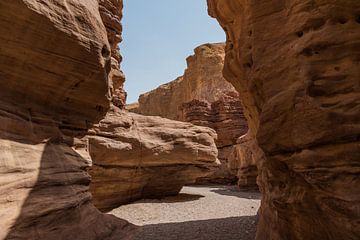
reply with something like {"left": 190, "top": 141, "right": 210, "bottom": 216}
{"left": 121, "top": 0, "right": 225, "bottom": 103}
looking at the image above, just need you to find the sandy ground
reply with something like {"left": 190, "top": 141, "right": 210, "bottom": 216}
{"left": 110, "top": 185, "right": 261, "bottom": 240}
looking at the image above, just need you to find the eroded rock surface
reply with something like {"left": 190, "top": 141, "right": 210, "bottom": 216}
{"left": 228, "top": 132, "right": 260, "bottom": 191}
{"left": 208, "top": 0, "right": 360, "bottom": 239}
{"left": 99, "top": 0, "right": 127, "bottom": 108}
{"left": 83, "top": 108, "right": 219, "bottom": 211}
{"left": 129, "top": 43, "right": 249, "bottom": 184}
{"left": 0, "top": 0, "right": 133, "bottom": 239}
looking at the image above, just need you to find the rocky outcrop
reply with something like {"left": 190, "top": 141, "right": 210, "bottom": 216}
{"left": 99, "top": 0, "right": 127, "bottom": 108}
{"left": 82, "top": 108, "right": 219, "bottom": 211}
{"left": 129, "top": 43, "right": 249, "bottom": 184}
{"left": 208, "top": 0, "right": 360, "bottom": 239}
{"left": 0, "top": 0, "right": 134, "bottom": 239}
{"left": 131, "top": 43, "right": 238, "bottom": 121}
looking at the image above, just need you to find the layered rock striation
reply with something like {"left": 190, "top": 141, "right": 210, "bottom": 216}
{"left": 129, "top": 43, "right": 250, "bottom": 184}
{"left": 0, "top": 0, "right": 134, "bottom": 239}
{"left": 99, "top": 0, "right": 127, "bottom": 108}
{"left": 82, "top": 108, "right": 219, "bottom": 211}
{"left": 208, "top": 0, "right": 360, "bottom": 239}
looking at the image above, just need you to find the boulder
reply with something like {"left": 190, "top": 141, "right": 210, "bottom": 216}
{"left": 83, "top": 108, "right": 219, "bottom": 211}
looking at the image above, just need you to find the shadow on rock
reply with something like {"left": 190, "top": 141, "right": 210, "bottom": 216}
{"left": 4, "top": 138, "right": 134, "bottom": 240}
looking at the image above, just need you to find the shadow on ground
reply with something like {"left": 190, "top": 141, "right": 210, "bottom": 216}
{"left": 189, "top": 185, "right": 261, "bottom": 200}
{"left": 133, "top": 216, "right": 258, "bottom": 240}
{"left": 131, "top": 193, "right": 205, "bottom": 204}
{"left": 156, "top": 193, "right": 205, "bottom": 203}
{"left": 210, "top": 187, "right": 261, "bottom": 200}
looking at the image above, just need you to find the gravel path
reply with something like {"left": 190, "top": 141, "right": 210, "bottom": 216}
{"left": 110, "top": 185, "right": 261, "bottom": 240}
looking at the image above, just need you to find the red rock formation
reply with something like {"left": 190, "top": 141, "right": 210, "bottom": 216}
{"left": 179, "top": 92, "right": 249, "bottom": 184}
{"left": 208, "top": 0, "right": 360, "bottom": 239}
{"left": 82, "top": 108, "right": 219, "bottom": 211}
{"left": 129, "top": 44, "right": 250, "bottom": 184}
{"left": 0, "top": 0, "right": 134, "bottom": 239}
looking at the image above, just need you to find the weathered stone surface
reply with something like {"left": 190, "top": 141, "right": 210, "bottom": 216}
{"left": 129, "top": 43, "right": 249, "bottom": 184}
{"left": 208, "top": 0, "right": 360, "bottom": 239}
{"left": 228, "top": 132, "right": 260, "bottom": 191}
{"left": 84, "top": 108, "right": 219, "bottom": 211}
{"left": 130, "top": 43, "right": 237, "bottom": 122}
{"left": 99, "top": 0, "right": 127, "bottom": 108}
{"left": 0, "top": 0, "right": 134, "bottom": 239}
{"left": 0, "top": 0, "right": 112, "bottom": 128}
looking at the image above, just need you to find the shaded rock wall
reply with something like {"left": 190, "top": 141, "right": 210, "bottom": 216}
{"left": 208, "top": 0, "right": 360, "bottom": 239}
{"left": 228, "top": 132, "right": 260, "bottom": 191}
{"left": 0, "top": 0, "right": 134, "bottom": 239}
{"left": 82, "top": 108, "right": 219, "bottom": 211}
{"left": 129, "top": 43, "right": 249, "bottom": 184}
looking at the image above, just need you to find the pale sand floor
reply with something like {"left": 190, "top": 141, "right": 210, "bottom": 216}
{"left": 110, "top": 185, "right": 261, "bottom": 240}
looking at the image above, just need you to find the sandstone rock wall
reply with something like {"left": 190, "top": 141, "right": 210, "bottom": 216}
{"left": 83, "top": 108, "right": 219, "bottom": 211}
{"left": 0, "top": 0, "right": 134, "bottom": 239}
{"left": 208, "top": 0, "right": 360, "bottom": 239}
{"left": 132, "top": 43, "right": 237, "bottom": 121}
{"left": 129, "top": 43, "right": 250, "bottom": 184}
{"left": 228, "top": 132, "right": 260, "bottom": 191}
{"left": 99, "top": 0, "right": 127, "bottom": 108}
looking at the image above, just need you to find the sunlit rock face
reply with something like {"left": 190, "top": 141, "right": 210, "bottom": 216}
{"left": 129, "top": 43, "right": 250, "bottom": 184}
{"left": 208, "top": 0, "right": 360, "bottom": 239}
{"left": 99, "top": 0, "right": 127, "bottom": 108}
{"left": 82, "top": 108, "right": 219, "bottom": 211}
{"left": 0, "top": 0, "right": 134, "bottom": 239}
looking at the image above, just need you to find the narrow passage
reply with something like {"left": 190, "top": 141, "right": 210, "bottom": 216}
{"left": 111, "top": 185, "right": 261, "bottom": 240}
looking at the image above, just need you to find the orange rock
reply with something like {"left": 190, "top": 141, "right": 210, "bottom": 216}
{"left": 83, "top": 108, "right": 219, "bottom": 211}
{"left": 129, "top": 43, "right": 250, "bottom": 184}
{"left": 208, "top": 0, "right": 360, "bottom": 239}
{"left": 0, "top": 0, "right": 134, "bottom": 239}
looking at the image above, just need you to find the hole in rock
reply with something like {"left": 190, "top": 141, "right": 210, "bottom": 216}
{"left": 356, "top": 15, "right": 360, "bottom": 24}
{"left": 338, "top": 17, "right": 348, "bottom": 24}
{"left": 101, "top": 45, "right": 111, "bottom": 58}
{"left": 296, "top": 31, "right": 304, "bottom": 37}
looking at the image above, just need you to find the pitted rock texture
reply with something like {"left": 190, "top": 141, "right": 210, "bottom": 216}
{"left": 0, "top": 0, "right": 134, "bottom": 239}
{"left": 83, "top": 108, "right": 219, "bottom": 211}
{"left": 99, "top": 0, "right": 127, "bottom": 108}
{"left": 208, "top": 0, "right": 360, "bottom": 239}
{"left": 129, "top": 43, "right": 249, "bottom": 184}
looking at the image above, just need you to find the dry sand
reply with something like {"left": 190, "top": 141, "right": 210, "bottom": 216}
{"left": 110, "top": 185, "right": 261, "bottom": 240}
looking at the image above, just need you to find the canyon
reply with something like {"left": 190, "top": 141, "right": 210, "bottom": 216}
{"left": 129, "top": 43, "right": 256, "bottom": 187}
{"left": 0, "top": 0, "right": 218, "bottom": 239}
{"left": 0, "top": 0, "right": 359, "bottom": 239}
